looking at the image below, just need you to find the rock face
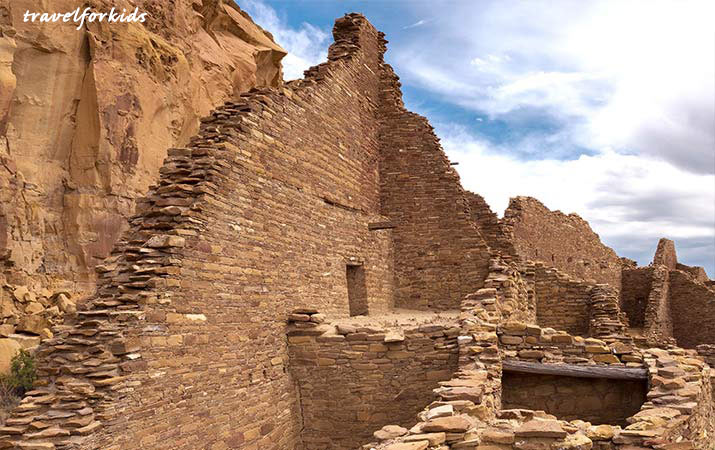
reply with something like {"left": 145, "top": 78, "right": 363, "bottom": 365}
{"left": 0, "top": 0, "right": 285, "bottom": 295}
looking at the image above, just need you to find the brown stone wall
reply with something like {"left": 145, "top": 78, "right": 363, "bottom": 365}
{"left": 465, "top": 191, "right": 518, "bottom": 260}
{"left": 620, "top": 267, "right": 654, "bottom": 328}
{"left": 533, "top": 263, "right": 592, "bottom": 336}
{"left": 676, "top": 263, "right": 710, "bottom": 282}
{"left": 378, "top": 66, "right": 491, "bottom": 311}
{"left": 288, "top": 322, "right": 460, "bottom": 449}
{"left": 502, "top": 197, "right": 622, "bottom": 291}
{"left": 642, "top": 266, "right": 674, "bottom": 344}
{"left": 501, "top": 372, "right": 647, "bottom": 426}
{"left": 669, "top": 270, "right": 715, "bottom": 348}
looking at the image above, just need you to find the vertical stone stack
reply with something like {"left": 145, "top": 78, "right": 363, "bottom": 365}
{"left": 642, "top": 266, "right": 676, "bottom": 346}
{"left": 588, "top": 284, "right": 628, "bottom": 339}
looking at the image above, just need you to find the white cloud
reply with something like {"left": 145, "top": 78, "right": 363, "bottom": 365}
{"left": 398, "top": 0, "right": 715, "bottom": 173}
{"left": 404, "top": 19, "right": 428, "bottom": 30}
{"left": 240, "top": 0, "right": 329, "bottom": 80}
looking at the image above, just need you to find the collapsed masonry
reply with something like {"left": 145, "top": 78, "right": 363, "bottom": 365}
{"left": 0, "top": 11, "right": 713, "bottom": 450}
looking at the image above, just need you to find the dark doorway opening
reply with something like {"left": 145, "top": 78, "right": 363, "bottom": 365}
{"left": 346, "top": 264, "right": 368, "bottom": 316}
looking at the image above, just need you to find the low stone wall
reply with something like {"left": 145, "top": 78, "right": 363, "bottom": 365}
{"left": 363, "top": 343, "right": 714, "bottom": 450}
{"left": 498, "top": 322, "right": 641, "bottom": 366}
{"left": 361, "top": 279, "right": 715, "bottom": 450}
{"left": 287, "top": 316, "right": 460, "bottom": 449}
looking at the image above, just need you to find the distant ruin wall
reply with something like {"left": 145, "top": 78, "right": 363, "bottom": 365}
{"left": 669, "top": 270, "right": 715, "bottom": 348}
{"left": 533, "top": 263, "right": 592, "bottom": 336}
{"left": 378, "top": 69, "right": 491, "bottom": 311}
{"left": 676, "top": 263, "right": 709, "bottom": 282}
{"left": 288, "top": 323, "right": 459, "bottom": 449}
{"left": 502, "top": 197, "right": 622, "bottom": 291}
{"left": 1, "top": 14, "right": 404, "bottom": 450}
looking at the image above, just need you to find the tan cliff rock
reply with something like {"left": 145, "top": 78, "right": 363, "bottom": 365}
{"left": 0, "top": 0, "right": 285, "bottom": 297}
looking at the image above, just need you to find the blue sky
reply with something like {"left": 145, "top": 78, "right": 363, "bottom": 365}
{"left": 240, "top": 0, "right": 715, "bottom": 276}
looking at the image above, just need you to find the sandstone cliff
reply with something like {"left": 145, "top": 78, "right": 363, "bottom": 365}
{"left": 0, "top": 0, "right": 285, "bottom": 299}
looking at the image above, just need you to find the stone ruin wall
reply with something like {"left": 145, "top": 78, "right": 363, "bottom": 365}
{"left": 531, "top": 263, "right": 592, "bottom": 336}
{"left": 0, "top": 6, "right": 713, "bottom": 450}
{"left": 378, "top": 68, "right": 491, "bottom": 311}
{"left": 465, "top": 192, "right": 518, "bottom": 260}
{"left": 502, "top": 196, "right": 623, "bottom": 291}
{"left": 669, "top": 270, "right": 715, "bottom": 349}
{"left": 0, "top": 14, "right": 498, "bottom": 449}
{"left": 619, "top": 238, "right": 715, "bottom": 349}
{"left": 0, "top": 0, "right": 285, "bottom": 295}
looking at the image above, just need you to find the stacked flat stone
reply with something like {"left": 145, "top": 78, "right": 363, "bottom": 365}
{"left": 588, "top": 284, "right": 628, "bottom": 339}
{"left": 287, "top": 308, "right": 325, "bottom": 329}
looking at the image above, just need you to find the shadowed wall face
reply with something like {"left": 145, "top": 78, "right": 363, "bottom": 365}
{"left": 620, "top": 267, "right": 654, "bottom": 328}
{"left": 502, "top": 372, "right": 647, "bottom": 426}
{"left": 669, "top": 271, "right": 715, "bottom": 348}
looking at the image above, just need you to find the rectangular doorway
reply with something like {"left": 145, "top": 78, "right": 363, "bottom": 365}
{"left": 346, "top": 264, "right": 368, "bottom": 316}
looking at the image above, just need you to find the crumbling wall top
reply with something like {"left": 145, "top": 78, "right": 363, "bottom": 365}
{"left": 653, "top": 237, "right": 678, "bottom": 270}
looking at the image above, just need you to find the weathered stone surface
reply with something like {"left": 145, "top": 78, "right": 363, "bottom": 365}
{"left": 373, "top": 425, "right": 408, "bottom": 441}
{"left": 422, "top": 416, "right": 472, "bottom": 433}
{"left": 515, "top": 420, "right": 567, "bottom": 438}
{"left": 0, "top": 337, "right": 20, "bottom": 373}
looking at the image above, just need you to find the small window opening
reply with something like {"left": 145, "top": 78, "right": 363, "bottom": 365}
{"left": 346, "top": 264, "right": 368, "bottom": 316}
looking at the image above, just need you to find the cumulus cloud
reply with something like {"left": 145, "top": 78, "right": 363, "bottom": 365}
{"left": 240, "top": 0, "right": 329, "bottom": 80}
{"left": 398, "top": 0, "right": 715, "bottom": 173}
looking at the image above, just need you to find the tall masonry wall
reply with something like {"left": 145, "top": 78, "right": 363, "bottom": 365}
{"left": 378, "top": 66, "right": 491, "bottom": 311}
{"left": 502, "top": 196, "right": 622, "bottom": 291}
{"left": 0, "top": 15, "right": 419, "bottom": 450}
{"left": 465, "top": 191, "right": 518, "bottom": 260}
